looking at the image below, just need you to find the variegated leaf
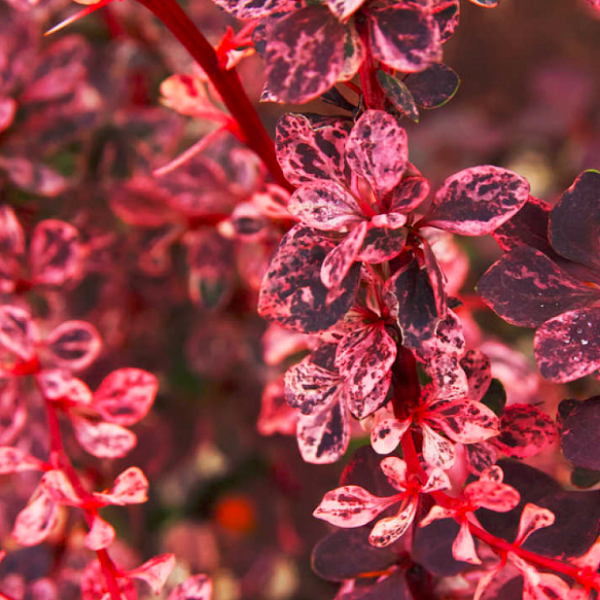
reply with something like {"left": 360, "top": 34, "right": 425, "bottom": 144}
{"left": 12, "top": 486, "right": 59, "bottom": 547}
{"left": 314, "top": 485, "right": 397, "bottom": 527}
{"left": 388, "top": 175, "right": 430, "bottom": 213}
{"left": 45, "top": 321, "right": 102, "bottom": 371}
{"left": 96, "top": 467, "right": 148, "bottom": 506}
{"left": 371, "top": 417, "right": 410, "bottom": 454}
{"left": 427, "top": 166, "right": 530, "bottom": 236}
{"left": 376, "top": 70, "right": 420, "bottom": 123}
{"left": 369, "top": 498, "right": 417, "bottom": 547}
{"left": 515, "top": 503, "right": 555, "bottom": 545}
{"left": 324, "top": 0, "right": 366, "bottom": 20}
{"left": 404, "top": 63, "right": 460, "bottom": 109}
{"left": 211, "top": 0, "right": 295, "bottom": 19}
{"left": 477, "top": 247, "right": 598, "bottom": 327}
{"left": 357, "top": 221, "right": 408, "bottom": 264}
{"left": 345, "top": 110, "right": 408, "bottom": 199}
{"left": 167, "top": 575, "right": 213, "bottom": 600}
{"left": 429, "top": 399, "right": 499, "bottom": 444}
{"left": 464, "top": 476, "right": 520, "bottom": 512}
{"left": 422, "top": 424, "right": 455, "bottom": 469}
{"left": 534, "top": 307, "right": 600, "bottom": 382}
{"left": 0, "top": 447, "right": 45, "bottom": 474}
{"left": 460, "top": 349, "right": 492, "bottom": 402}
{"left": 126, "top": 554, "right": 176, "bottom": 595}
{"left": 0, "top": 305, "right": 37, "bottom": 361}
{"left": 84, "top": 514, "right": 115, "bottom": 551}
{"left": 258, "top": 226, "right": 360, "bottom": 333}
{"left": 380, "top": 456, "right": 409, "bottom": 491}
{"left": 72, "top": 416, "right": 136, "bottom": 459}
{"left": 452, "top": 521, "right": 481, "bottom": 564}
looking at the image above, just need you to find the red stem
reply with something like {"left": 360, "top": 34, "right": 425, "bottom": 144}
{"left": 134, "top": 0, "right": 293, "bottom": 193}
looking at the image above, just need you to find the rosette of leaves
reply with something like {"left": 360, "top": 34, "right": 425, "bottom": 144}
{"left": 478, "top": 170, "right": 600, "bottom": 383}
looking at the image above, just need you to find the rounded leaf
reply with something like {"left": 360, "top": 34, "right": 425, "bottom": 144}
{"left": 0, "top": 305, "right": 37, "bottom": 361}
{"left": 45, "top": 321, "right": 102, "bottom": 371}
{"left": 72, "top": 416, "right": 136, "bottom": 458}
{"left": 168, "top": 575, "right": 213, "bottom": 600}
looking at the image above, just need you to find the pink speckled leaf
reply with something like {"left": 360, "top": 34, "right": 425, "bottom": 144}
{"left": 0, "top": 97, "right": 16, "bottom": 133}
{"left": 297, "top": 400, "right": 350, "bottom": 464}
{"left": 0, "top": 305, "right": 37, "bottom": 361}
{"left": 379, "top": 456, "right": 409, "bottom": 491}
{"left": 389, "top": 259, "right": 440, "bottom": 348}
{"left": 460, "top": 349, "right": 492, "bottom": 402}
{"left": 257, "top": 379, "right": 298, "bottom": 436}
{"left": 466, "top": 441, "right": 498, "bottom": 476}
{"left": 30, "top": 220, "right": 82, "bottom": 287}
{"left": 515, "top": 503, "right": 555, "bottom": 545}
{"left": 275, "top": 113, "right": 351, "bottom": 186}
{"left": 422, "top": 424, "right": 455, "bottom": 469}
{"left": 419, "top": 504, "right": 456, "bottom": 528}
{"left": 21, "top": 35, "right": 89, "bottom": 103}
{"left": 357, "top": 222, "right": 408, "bottom": 264}
{"left": 371, "top": 417, "right": 410, "bottom": 454}
{"left": 0, "top": 377, "right": 26, "bottom": 445}
{"left": 96, "top": 467, "right": 148, "bottom": 506}
{"left": 428, "top": 399, "right": 499, "bottom": 444}
{"left": 550, "top": 170, "right": 600, "bottom": 271}
{"left": 494, "top": 404, "right": 557, "bottom": 459}
{"left": 427, "top": 166, "right": 530, "bottom": 235}
{"left": 264, "top": 7, "right": 349, "bottom": 104}
{"left": 346, "top": 110, "right": 408, "bottom": 199}
{"left": 71, "top": 416, "right": 136, "bottom": 459}
{"left": 477, "top": 247, "right": 598, "bottom": 327}
{"left": 388, "top": 175, "right": 430, "bottom": 214}
{"left": 492, "top": 195, "right": 554, "bottom": 255}
{"left": 284, "top": 351, "right": 340, "bottom": 416}
{"left": 168, "top": 575, "right": 213, "bottom": 600}
{"left": 314, "top": 485, "right": 397, "bottom": 527}
{"left": 376, "top": 71, "right": 420, "bottom": 123}
{"left": 335, "top": 324, "right": 396, "bottom": 415}
{"left": 45, "top": 321, "right": 102, "bottom": 371}
{"left": 344, "top": 370, "right": 392, "bottom": 421}
{"left": 12, "top": 486, "right": 58, "bottom": 547}
{"left": 369, "top": 498, "right": 417, "bottom": 547}
{"left": 36, "top": 370, "right": 92, "bottom": 405}
{"left": 453, "top": 521, "right": 481, "bottom": 564}
{"left": 464, "top": 476, "right": 520, "bottom": 512}
{"left": 258, "top": 226, "right": 360, "bottom": 333}
{"left": 288, "top": 182, "right": 363, "bottom": 231}
{"left": 421, "top": 466, "right": 452, "bottom": 493}
{"left": 127, "top": 554, "right": 176, "bottom": 595}
{"left": 211, "top": 0, "right": 294, "bottom": 19}
{"left": 0, "top": 157, "right": 68, "bottom": 197}
{"left": 0, "top": 205, "right": 25, "bottom": 256}
{"left": 324, "top": 0, "right": 366, "bottom": 19}
{"left": 84, "top": 514, "right": 115, "bottom": 551}
{"left": 0, "top": 447, "right": 44, "bottom": 474}
{"left": 404, "top": 63, "right": 460, "bottom": 109}
{"left": 93, "top": 368, "right": 158, "bottom": 427}
{"left": 41, "top": 470, "right": 82, "bottom": 506}
{"left": 433, "top": 0, "right": 460, "bottom": 42}
{"left": 367, "top": 3, "right": 442, "bottom": 72}
{"left": 534, "top": 308, "right": 600, "bottom": 382}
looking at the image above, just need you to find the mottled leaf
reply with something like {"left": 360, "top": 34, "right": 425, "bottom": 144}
{"left": 558, "top": 396, "right": 600, "bottom": 470}
{"left": 41, "top": 471, "right": 80, "bottom": 507}
{"left": 357, "top": 222, "right": 408, "bottom": 264}
{"left": 494, "top": 404, "right": 557, "bottom": 459}
{"left": 45, "top": 321, "right": 102, "bottom": 371}
{"left": 428, "top": 398, "right": 499, "bottom": 444}
{"left": 311, "top": 528, "right": 397, "bottom": 582}
{"left": 71, "top": 416, "right": 136, "bottom": 458}
{"left": 324, "top": 0, "right": 366, "bottom": 20}
{"left": 460, "top": 349, "right": 491, "bottom": 402}
{"left": 404, "top": 63, "right": 459, "bottom": 108}
{"left": 477, "top": 247, "right": 598, "bottom": 327}
{"left": 0, "top": 305, "right": 37, "bottom": 361}
{"left": 464, "top": 473, "right": 520, "bottom": 513}
{"left": 0, "top": 447, "right": 44, "bottom": 474}
{"left": 422, "top": 424, "right": 455, "bottom": 469}
{"left": 387, "top": 175, "right": 430, "bottom": 213}
{"left": 288, "top": 182, "right": 363, "bottom": 231}
{"left": 452, "top": 521, "right": 481, "bottom": 564}
{"left": 515, "top": 503, "right": 555, "bottom": 545}
{"left": 36, "top": 370, "right": 92, "bottom": 405}
{"left": 96, "top": 467, "right": 148, "bottom": 506}
{"left": 297, "top": 399, "right": 350, "bottom": 464}
{"left": 258, "top": 225, "right": 360, "bottom": 333}
{"left": 321, "top": 224, "right": 367, "bottom": 290}
{"left": 84, "top": 514, "right": 115, "bottom": 551}
{"left": 389, "top": 259, "right": 439, "bottom": 348}
{"left": 126, "top": 554, "right": 176, "bottom": 595}
{"left": 369, "top": 498, "right": 417, "bottom": 547}
{"left": 93, "top": 368, "right": 158, "bottom": 427}
{"left": 167, "top": 575, "right": 213, "bottom": 600}
{"left": 313, "top": 485, "right": 397, "bottom": 527}
{"left": 534, "top": 307, "right": 600, "bottom": 383}
{"left": 275, "top": 113, "right": 351, "bottom": 186}
{"left": 264, "top": 7, "right": 350, "bottom": 104}
{"left": 346, "top": 110, "right": 408, "bottom": 199}
{"left": 367, "top": 4, "right": 442, "bottom": 72}
{"left": 549, "top": 170, "right": 600, "bottom": 272}
{"left": 427, "top": 166, "right": 530, "bottom": 236}
{"left": 371, "top": 417, "right": 410, "bottom": 455}
{"left": 492, "top": 195, "right": 554, "bottom": 255}
{"left": 30, "top": 220, "right": 82, "bottom": 287}
{"left": 12, "top": 487, "right": 58, "bottom": 547}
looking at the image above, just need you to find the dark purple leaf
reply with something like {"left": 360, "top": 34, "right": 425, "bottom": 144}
{"left": 336, "top": 569, "right": 412, "bottom": 600}
{"left": 426, "top": 166, "right": 530, "bottom": 236}
{"left": 340, "top": 445, "right": 398, "bottom": 498}
{"left": 477, "top": 247, "right": 598, "bottom": 327}
{"left": 264, "top": 7, "right": 351, "bottom": 104}
{"left": 367, "top": 4, "right": 441, "bottom": 72}
{"left": 549, "top": 170, "right": 600, "bottom": 272}
{"left": 276, "top": 113, "right": 351, "bottom": 186}
{"left": 480, "top": 379, "right": 507, "bottom": 416}
{"left": 534, "top": 307, "right": 600, "bottom": 382}
{"left": 321, "top": 223, "right": 367, "bottom": 290}
{"left": 376, "top": 71, "right": 419, "bottom": 123}
{"left": 324, "top": 0, "right": 367, "bottom": 20}
{"left": 387, "top": 175, "right": 430, "bottom": 214}
{"left": 571, "top": 467, "right": 600, "bottom": 489}
{"left": 432, "top": 0, "right": 460, "bottom": 42}
{"left": 311, "top": 528, "right": 397, "bottom": 582}
{"left": 558, "top": 396, "right": 600, "bottom": 470}
{"left": 492, "top": 195, "right": 554, "bottom": 255}
{"left": 345, "top": 110, "right": 408, "bottom": 199}
{"left": 404, "top": 63, "right": 460, "bottom": 109}
{"left": 258, "top": 225, "right": 360, "bottom": 333}
{"left": 460, "top": 349, "right": 491, "bottom": 402}
{"left": 357, "top": 223, "right": 408, "bottom": 264}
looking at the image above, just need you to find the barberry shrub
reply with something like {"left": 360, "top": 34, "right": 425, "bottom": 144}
{"left": 0, "top": 0, "right": 599, "bottom": 599}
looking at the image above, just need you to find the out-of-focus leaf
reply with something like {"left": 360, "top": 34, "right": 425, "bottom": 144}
{"left": 376, "top": 71, "right": 419, "bottom": 123}
{"left": 404, "top": 63, "right": 460, "bottom": 109}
